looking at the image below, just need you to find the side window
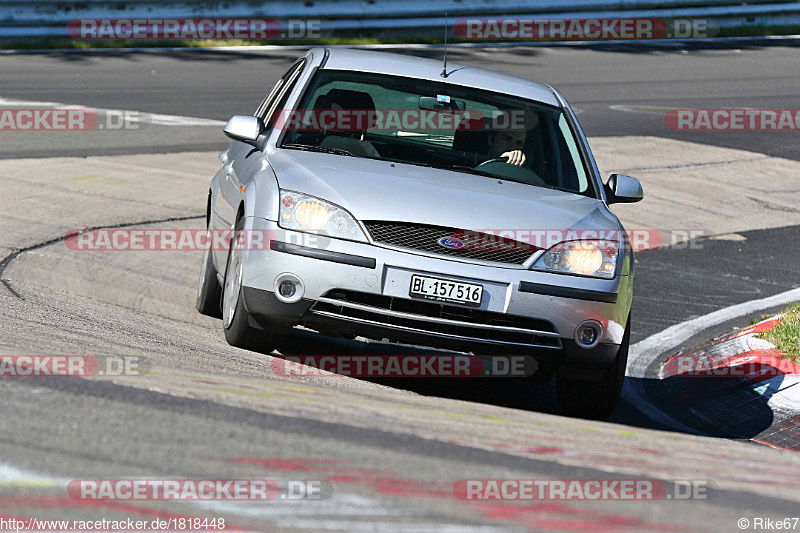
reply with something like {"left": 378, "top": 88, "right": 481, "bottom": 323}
{"left": 255, "top": 59, "right": 306, "bottom": 126}
{"left": 254, "top": 79, "right": 284, "bottom": 118}
{"left": 555, "top": 113, "right": 588, "bottom": 192}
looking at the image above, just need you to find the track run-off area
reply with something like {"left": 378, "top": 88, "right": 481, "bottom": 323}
{"left": 0, "top": 43, "right": 799, "bottom": 531}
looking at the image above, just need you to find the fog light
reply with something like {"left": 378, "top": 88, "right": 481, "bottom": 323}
{"left": 575, "top": 320, "right": 602, "bottom": 349}
{"left": 279, "top": 280, "right": 296, "bottom": 298}
{"left": 273, "top": 273, "right": 304, "bottom": 303}
{"left": 580, "top": 326, "right": 597, "bottom": 345}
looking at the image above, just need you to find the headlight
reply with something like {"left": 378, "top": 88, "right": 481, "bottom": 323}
{"left": 532, "top": 240, "right": 619, "bottom": 279}
{"left": 278, "top": 190, "right": 367, "bottom": 242}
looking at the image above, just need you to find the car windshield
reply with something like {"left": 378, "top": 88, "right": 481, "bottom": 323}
{"left": 277, "top": 69, "right": 594, "bottom": 197}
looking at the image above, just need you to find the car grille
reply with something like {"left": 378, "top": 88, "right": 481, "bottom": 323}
{"left": 308, "top": 289, "right": 560, "bottom": 348}
{"left": 363, "top": 221, "right": 538, "bottom": 265}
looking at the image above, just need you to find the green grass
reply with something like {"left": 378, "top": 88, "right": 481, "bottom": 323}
{"left": 758, "top": 304, "right": 800, "bottom": 361}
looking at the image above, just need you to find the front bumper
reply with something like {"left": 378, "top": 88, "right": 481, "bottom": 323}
{"left": 241, "top": 217, "right": 632, "bottom": 367}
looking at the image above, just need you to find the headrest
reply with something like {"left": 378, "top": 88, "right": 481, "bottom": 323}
{"left": 453, "top": 117, "right": 491, "bottom": 154}
{"left": 316, "top": 89, "right": 376, "bottom": 111}
{"left": 313, "top": 89, "right": 377, "bottom": 136}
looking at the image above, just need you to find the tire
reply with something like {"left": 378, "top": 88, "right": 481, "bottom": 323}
{"left": 195, "top": 231, "right": 223, "bottom": 318}
{"left": 221, "top": 217, "right": 275, "bottom": 352}
{"left": 556, "top": 315, "right": 630, "bottom": 420}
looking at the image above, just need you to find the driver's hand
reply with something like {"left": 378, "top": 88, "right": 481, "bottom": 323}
{"left": 500, "top": 150, "right": 526, "bottom": 166}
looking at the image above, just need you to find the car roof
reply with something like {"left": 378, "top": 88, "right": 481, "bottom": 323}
{"left": 316, "top": 47, "right": 560, "bottom": 108}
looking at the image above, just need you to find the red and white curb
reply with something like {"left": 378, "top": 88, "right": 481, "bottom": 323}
{"left": 660, "top": 316, "right": 797, "bottom": 382}
{"left": 658, "top": 315, "right": 800, "bottom": 450}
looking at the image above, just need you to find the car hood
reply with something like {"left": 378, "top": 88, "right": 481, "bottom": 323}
{"left": 268, "top": 149, "right": 621, "bottom": 237}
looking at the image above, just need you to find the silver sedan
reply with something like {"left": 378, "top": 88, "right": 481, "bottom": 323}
{"left": 196, "top": 47, "right": 643, "bottom": 419}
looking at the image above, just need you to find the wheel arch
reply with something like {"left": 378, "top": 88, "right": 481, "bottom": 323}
{"left": 235, "top": 201, "right": 245, "bottom": 225}
{"left": 205, "top": 189, "right": 212, "bottom": 228}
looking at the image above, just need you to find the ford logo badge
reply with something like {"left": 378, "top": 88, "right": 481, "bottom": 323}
{"left": 437, "top": 237, "right": 465, "bottom": 250}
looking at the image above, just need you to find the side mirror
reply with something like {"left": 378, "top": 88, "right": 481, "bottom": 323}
{"left": 605, "top": 173, "right": 643, "bottom": 204}
{"left": 223, "top": 115, "right": 263, "bottom": 145}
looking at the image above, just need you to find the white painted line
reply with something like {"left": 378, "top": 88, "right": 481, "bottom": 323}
{"left": 0, "top": 462, "right": 69, "bottom": 487}
{"left": 630, "top": 287, "right": 800, "bottom": 373}
{"left": 614, "top": 156, "right": 770, "bottom": 174}
{"left": 624, "top": 286, "right": 800, "bottom": 431}
{"left": 609, "top": 104, "right": 676, "bottom": 115}
{"left": 0, "top": 96, "right": 225, "bottom": 127}
{"left": 741, "top": 323, "right": 800, "bottom": 417}
{"left": 0, "top": 97, "right": 65, "bottom": 107}
{"left": 610, "top": 104, "right": 761, "bottom": 117}
{"left": 764, "top": 376, "right": 800, "bottom": 414}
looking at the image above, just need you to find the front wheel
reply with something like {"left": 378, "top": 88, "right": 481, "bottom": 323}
{"left": 556, "top": 315, "right": 630, "bottom": 420}
{"left": 222, "top": 218, "right": 275, "bottom": 352}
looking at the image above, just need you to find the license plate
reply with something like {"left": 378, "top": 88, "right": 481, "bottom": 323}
{"left": 409, "top": 274, "right": 483, "bottom": 307}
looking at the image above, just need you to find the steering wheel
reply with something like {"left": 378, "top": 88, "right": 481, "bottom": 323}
{"left": 474, "top": 158, "right": 547, "bottom": 186}
{"left": 475, "top": 157, "right": 509, "bottom": 166}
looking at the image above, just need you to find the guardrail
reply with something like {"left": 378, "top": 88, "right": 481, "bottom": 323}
{"left": 2, "top": 0, "right": 800, "bottom": 38}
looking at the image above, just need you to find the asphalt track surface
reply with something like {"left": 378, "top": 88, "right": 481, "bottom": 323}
{"left": 1, "top": 41, "right": 799, "bottom": 160}
{"left": 1, "top": 43, "right": 800, "bottom": 531}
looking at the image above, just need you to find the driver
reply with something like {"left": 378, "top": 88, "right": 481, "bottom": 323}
{"left": 486, "top": 128, "right": 527, "bottom": 166}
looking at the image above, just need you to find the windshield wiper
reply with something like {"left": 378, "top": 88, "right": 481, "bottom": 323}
{"left": 433, "top": 164, "right": 540, "bottom": 184}
{"left": 430, "top": 164, "right": 500, "bottom": 179}
{"left": 281, "top": 143, "right": 356, "bottom": 157}
{"left": 433, "top": 164, "right": 560, "bottom": 189}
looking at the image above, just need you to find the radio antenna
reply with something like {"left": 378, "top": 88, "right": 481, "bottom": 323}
{"left": 441, "top": 13, "right": 449, "bottom": 78}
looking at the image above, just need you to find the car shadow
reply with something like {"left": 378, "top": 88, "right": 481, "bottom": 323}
{"left": 264, "top": 328, "right": 781, "bottom": 437}
{"left": 655, "top": 370, "right": 781, "bottom": 438}
{"left": 271, "top": 328, "right": 563, "bottom": 412}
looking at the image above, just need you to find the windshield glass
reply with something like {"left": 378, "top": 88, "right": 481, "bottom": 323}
{"left": 277, "top": 69, "right": 594, "bottom": 197}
